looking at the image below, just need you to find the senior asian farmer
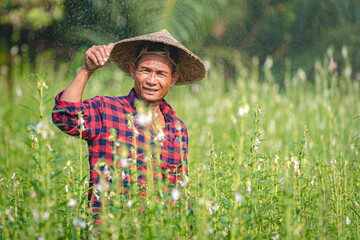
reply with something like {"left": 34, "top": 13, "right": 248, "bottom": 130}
{"left": 52, "top": 30, "right": 206, "bottom": 220}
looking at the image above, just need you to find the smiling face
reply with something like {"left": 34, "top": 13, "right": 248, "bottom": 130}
{"left": 130, "top": 54, "right": 179, "bottom": 105}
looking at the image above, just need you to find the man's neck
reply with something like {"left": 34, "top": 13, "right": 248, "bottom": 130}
{"left": 147, "top": 101, "right": 165, "bottom": 128}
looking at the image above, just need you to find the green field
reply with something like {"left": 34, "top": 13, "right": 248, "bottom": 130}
{"left": 0, "top": 51, "right": 359, "bottom": 239}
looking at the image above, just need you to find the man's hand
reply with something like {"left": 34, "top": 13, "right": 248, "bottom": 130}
{"left": 83, "top": 43, "right": 115, "bottom": 73}
{"left": 60, "top": 43, "right": 115, "bottom": 102}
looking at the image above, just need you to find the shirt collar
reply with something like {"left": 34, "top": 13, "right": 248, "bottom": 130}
{"left": 127, "top": 88, "right": 176, "bottom": 123}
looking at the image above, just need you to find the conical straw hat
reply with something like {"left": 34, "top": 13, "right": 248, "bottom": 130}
{"left": 110, "top": 30, "right": 206, "bottom": 85}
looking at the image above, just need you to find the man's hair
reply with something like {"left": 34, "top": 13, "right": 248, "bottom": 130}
{"left": 134, "top": 42, "right": 179, "bottom": 74}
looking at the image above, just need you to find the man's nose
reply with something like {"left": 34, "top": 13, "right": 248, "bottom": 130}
{"left": 146, "top": 72, "right": 157, "bottom": 85}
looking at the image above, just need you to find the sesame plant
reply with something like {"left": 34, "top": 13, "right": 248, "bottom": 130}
{"left": 0, "top": 47, "right": 359, "bottom": 239}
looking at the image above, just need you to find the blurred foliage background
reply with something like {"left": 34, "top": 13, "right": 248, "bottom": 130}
{"left": 1, "top": 0, "right": 360, "bottom": 96}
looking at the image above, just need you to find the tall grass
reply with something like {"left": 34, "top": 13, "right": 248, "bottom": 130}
{"left": 0, "top": 48, "right": 359, "bottom": 239}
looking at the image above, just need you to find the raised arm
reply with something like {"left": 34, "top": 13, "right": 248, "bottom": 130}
{"left": 60, "top": 43, "right": 115, "bottom": 102}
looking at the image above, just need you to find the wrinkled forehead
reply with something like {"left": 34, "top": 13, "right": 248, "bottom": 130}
{"left": 136, "top": 53, "right": 174, "bottom": 70}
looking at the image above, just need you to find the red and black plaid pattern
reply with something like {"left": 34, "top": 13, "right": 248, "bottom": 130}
{"left": 52, "top": 88, "right": 188, "bottom": 215}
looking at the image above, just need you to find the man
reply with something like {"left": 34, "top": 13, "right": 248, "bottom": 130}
{"left": 52, "top": 30, "right": 206, "bottom": 219}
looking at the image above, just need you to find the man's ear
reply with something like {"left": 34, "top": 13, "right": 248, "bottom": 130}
{"left": 129, "top": 63, "right": 136, "bottom": 79}
{"left": 170, "top": 72, "right": 179, "bottom": 87}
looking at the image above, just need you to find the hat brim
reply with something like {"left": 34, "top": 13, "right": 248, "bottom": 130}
{"left": 110, "top": 31, "right": 206, "bottom": 85}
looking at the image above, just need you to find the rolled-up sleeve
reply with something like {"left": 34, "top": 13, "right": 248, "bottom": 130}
{"left": 52, "top": 90, "right": 103, "bottom": 141}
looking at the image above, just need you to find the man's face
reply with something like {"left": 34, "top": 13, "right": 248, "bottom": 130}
{"left": 130, "top": 54, "right": 178, "bottom": 104}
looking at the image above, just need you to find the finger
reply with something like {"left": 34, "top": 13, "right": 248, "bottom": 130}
{"left": 88, "top": 53, "right": 99, "bottom": 66}
{"left": 86, "top": 49, "right": 99, "bottom": 66}
{"left": 95, "top": 51, "right": 105, "bottom": 66}
{"left": 103, "top": 45, "right": 110, "bottom": 56}
{"left": 108, "top": 43, "right": 115, "bottom": 53}
{"left": 89, "top": 47, "right": 103, "bottom": 63}
{"left": 98, "top": 46, "right": 108, "bottom": 62}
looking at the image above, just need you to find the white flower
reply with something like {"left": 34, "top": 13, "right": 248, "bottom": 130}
{"left": 79, "top": 220, "right": 86, "bottom": 229}
{"left": 30, "top": 134, "right": 38, "bottom": 143}
{"left": 272, "top": 234, "right": 279, "bottom": 240}
{"left": 231, "top": 116, "right": 237, "bottom": 125}
{"left": 79, "top": 116, "right": 86, "bottom": 131}
{"left": 35, "top": 122, "right": 43, "bottom": 133}
{"left": 208, "top": 207, "right": 213, "bottom": 215}
{"left": 8, "top": 215, "right": 14, "bottom": 222}
{"left": 103, "top": 165, "right": 110, "bottom": 175}
{"left": 171, "top": 188, "right": 180, "bottom": 201}
{"left": 47, "top": 144, "right": 53, "bottom": 152}
{"left": 292, "top": 157, "right": 300, "bottom": 175}
{"left": 42, "top": 130, "right": 48, "bottom": 139}
{"left": 12, "top": 173, "right": 16, "bottom": 179}
{"left": 95, "top": 193, "right": 100, "bottom": 200}
{"left": 279, "top": 178, "right": 284, "bottom": 184}
{"left": 16, "top": 87, "right": 22, "bottom": 97}
{"left": 184, "top": 175, "right": 189, "bottom": 183}
{"left": 154, "top": 129, "right": 166, "bottom": 142}
{"left": 120, "top": 158, "right": 129, "bottom": 168}
{"left": 50, "top": 130, "right": 55, "bottom": 138}
{"left": 191, "top": 84, "right": 201, "bottom": 93}
{"left": 127, "top": 200, "right": 132, "bottom": 208}
{"left": 342, "top": 46, "right": 348, "bottom": 58}
{"left": 121, "top": 171, "right": 126, "bottom": 179}
{"left": 346, "top": 216, "right": 351, "bottom": 225}
{"left": 68, "top": 198, "right": 76, "bottom": 208}
{"left": 264, "top": 57, "right": 273, "bottom": 68}
{"left": 344, "top": 67, "right": 352, "bottom": 78}
{"left": 328, "top": 55, "right": 337, "bottom": 71}
{"left": 96, "top": 183, "right": 103, "bottom": 193}
{"left": 235, "top": 192, "right": 243, "bottom": 203}
{"left": 176, "top": 125, "right": 182, "bottom": 131}
{"left": 72, "top": 216, "right": 79, "bottom": 226}
{"left": 355, "top": 201, "right": 359, "bottom": 207}
{"left": 212, "top": 204, "right": 220, "bottom": 211}
{"left": 208, "top": 227, "right": 214, "bottom": 234}
{"left": 298, "top": 69, "right": 306, "bottom": 81}
{"left": 257, "top": 165, "right": 261, "bottom": 171}
{"left": 274, "top": 155, "right": 279, "bottom": 164}
{"left": 32, "top": 209, "right": 39, "bottom": 222}
{"left": 246, "top": 180, "right": 251, "bottom": 193}
{"left": 43, "top": 211, "right": 50, "bottom": 220}
{"left": 254, "top": 138, "right": 260, "bottom": 150}
{"left": 330, "top": 158, "right": 337, "bottom": 168}
{"left": 136, "top": 113, "right": 152, "bottom": 126}
{"left": 310, "top": 177, "right": 315, "bottom": 186}
{"left": 207, "top": 116, "right": 215, "bottom": 124}
{"left": 204, "top": 60, "right": 211, "bottom": 70}
{"left": 237, "top": 104, "right": 250, "bottom": 117}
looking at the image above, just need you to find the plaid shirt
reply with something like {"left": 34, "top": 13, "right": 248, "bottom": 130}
{"left": 52, "top": 88, "right": 188, "bottom": 215}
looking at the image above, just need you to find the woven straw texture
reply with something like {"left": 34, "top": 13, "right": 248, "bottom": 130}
{"left": 110, "top": 30, "right": 206, "bottom": 85}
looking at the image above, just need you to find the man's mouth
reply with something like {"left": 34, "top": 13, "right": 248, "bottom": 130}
{"left": 143, "top": 87, "right": 158, "bottom": 93}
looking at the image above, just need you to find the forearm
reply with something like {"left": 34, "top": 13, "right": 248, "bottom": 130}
{"left": 59, "top": 66, "right": 93, "bottom": 102}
